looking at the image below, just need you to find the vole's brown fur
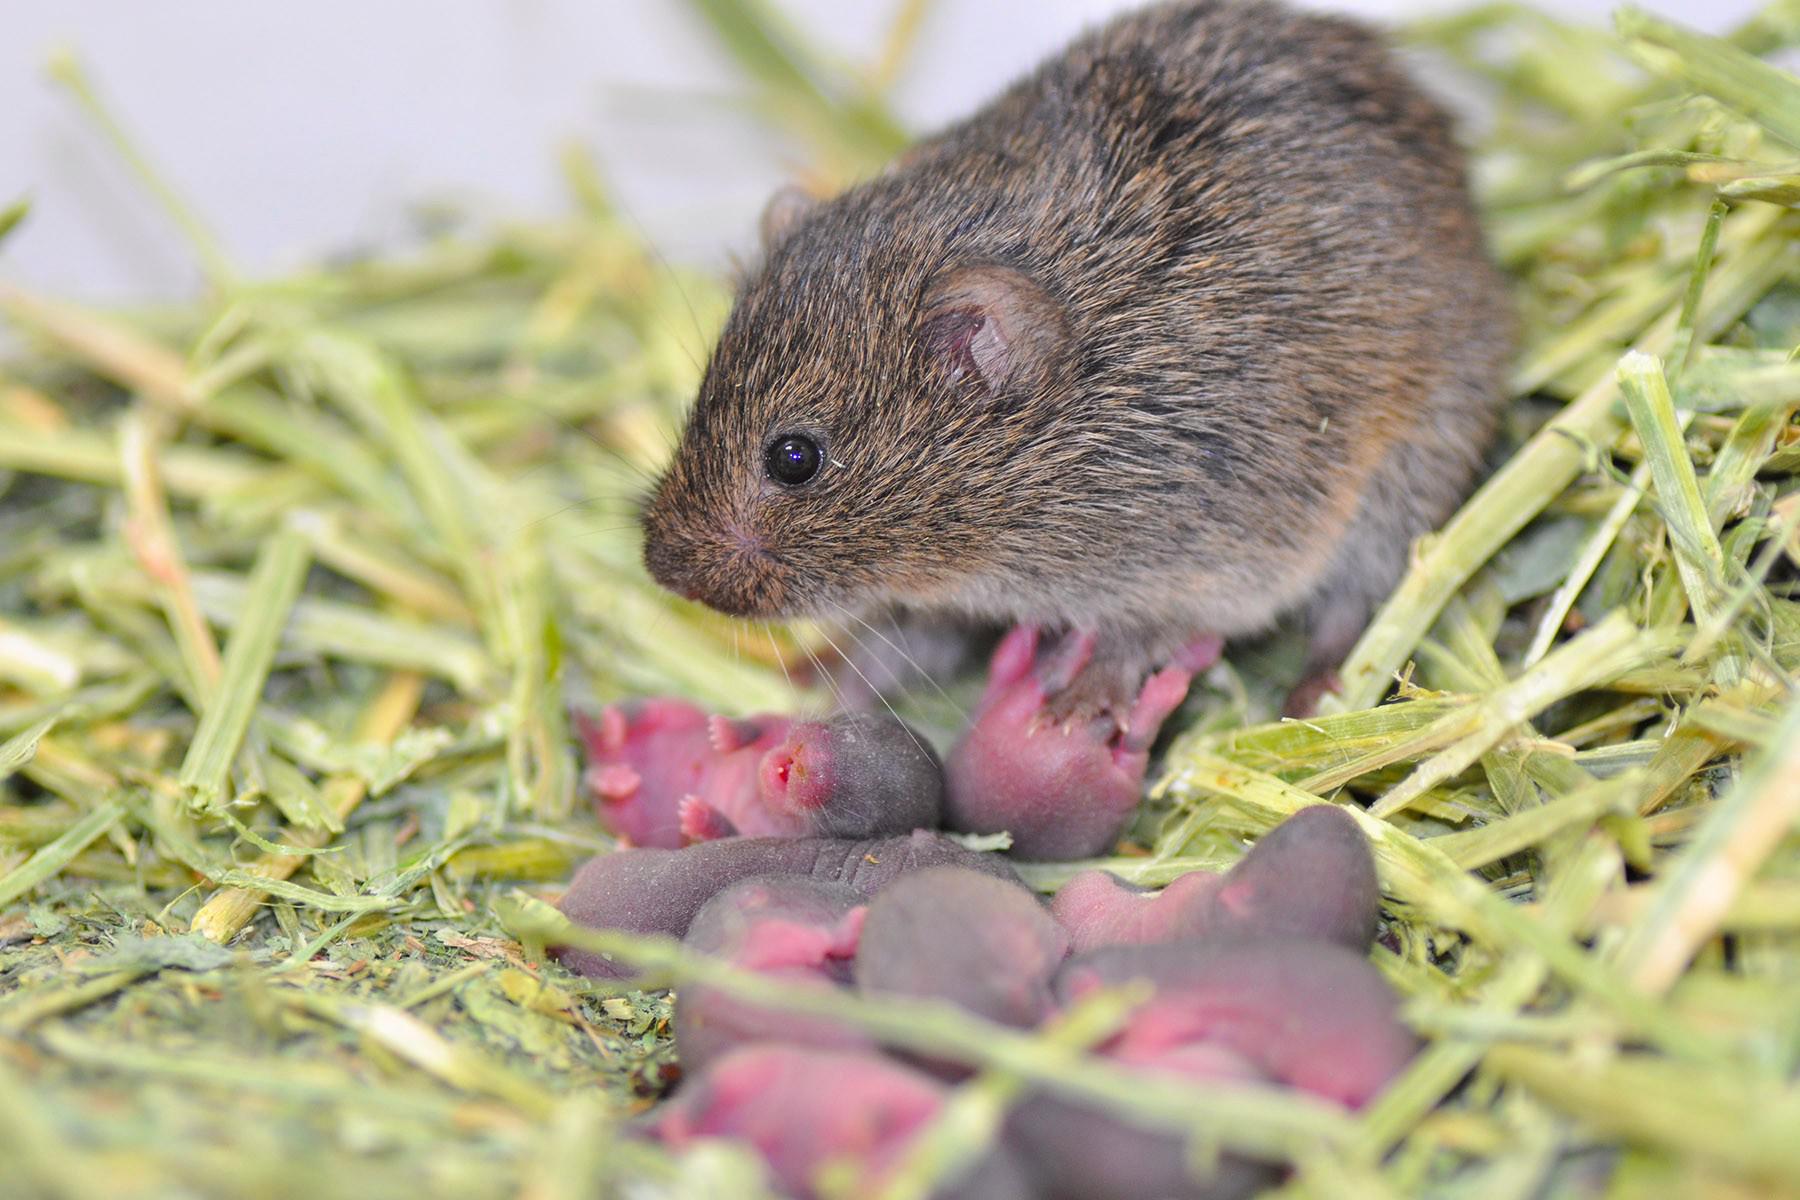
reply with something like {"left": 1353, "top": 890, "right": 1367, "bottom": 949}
{"left": 642, "top": 0, "right": 1512, "bottom": 715}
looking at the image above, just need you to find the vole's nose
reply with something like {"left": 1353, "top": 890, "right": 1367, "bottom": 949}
{"left": 641, "top": 497, "right": 790, "bottom": 618}
{"left": 643, "top": 534, "right": 779, "bottom": 618}
{"left": 642, "top": 526, "right": 707, "bottom": 604}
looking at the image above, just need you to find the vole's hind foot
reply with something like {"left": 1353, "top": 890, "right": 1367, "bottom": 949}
{"left": 1037, "top": 630, "right": 1135, "bottom": 730}
{"left": 1285, "top": 601, "right": 1363, "bottom": 718}
{"left": 1283, "top": 669, "right": 1342, "bottom": 719}
{"left": 1038, "top": 631, "right": 1221, "bottom": 729}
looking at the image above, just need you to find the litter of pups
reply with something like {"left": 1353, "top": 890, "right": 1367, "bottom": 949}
{"left": 555, "top": 766, "right": 1410, "bottom": 1199}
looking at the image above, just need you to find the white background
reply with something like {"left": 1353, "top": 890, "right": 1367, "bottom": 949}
{"left": 0, "top": 0, "right": 1757, "bottom": 301}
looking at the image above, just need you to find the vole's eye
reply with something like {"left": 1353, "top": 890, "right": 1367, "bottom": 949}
{"left": 765, "top": 433, "right": 823, "bottom": 487}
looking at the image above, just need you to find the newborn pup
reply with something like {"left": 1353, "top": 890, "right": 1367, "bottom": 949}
{"left": 1056, "top": 939, "right": 1418, "bottom": 1107}
{"left": 639, "top": 0, "right": 1510, "bottom": 720}
{"left": 1008, "top": 933, "right": 1416, "bottom": 1199}
{"left": 1050, "top": 868, "right": 1226, "bottom": 954}
{"left": 855, "top": 867, "right": 1070, "bottom": 1037}
{"left": 943, "top": 626, "right": 1208, "bottom": 859}
{"left": 648, "top": 1046, "right": 1035, "bottom": 1200}
{"left": 575, "top": 700, "right": 777, "bottom": 848}
{"left": 553, "top": 831, "right": 1020, "bottom": 979}
{"left": 1051, "top": 804, "right": 1379, "bottom": 952}
{"left": 1007, "top": 1043, "right": 1280, "bottom": 1200}
{"left": 577, "top": 702, "right": 942, "bottom": 848}
{"left": 675, "top": 877, "right": 870, "bottom": 1072}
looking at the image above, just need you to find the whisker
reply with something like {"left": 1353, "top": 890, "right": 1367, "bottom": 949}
{"left": 763, "top": 620, "right": 797, "bottom": 700}
{"left": 546, "top": 522, "right": 650, "bottom": 542}
{"left": 811, "top": 623, "right": 932, "bottom": 763}
{"left": 607, "top": 191, "right": 708, "bottom": 370}
{"left": 598, "top": 437, "right": 665, "bottom": 492}
{"left": 822, "top": 608, "right": 884, "bottom": 688}
{"left": 830, "top": 600, "right": 967, "bottom": 721}
{"left": 796, "top": 638, "right": 849, "bottom": 721}
{"left": 509, "top": 495, "right": 616, "bottom": 536}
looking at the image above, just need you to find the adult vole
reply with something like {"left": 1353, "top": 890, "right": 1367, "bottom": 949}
{"left": 642, "top": 0, "right": 1511, "bottom": 717}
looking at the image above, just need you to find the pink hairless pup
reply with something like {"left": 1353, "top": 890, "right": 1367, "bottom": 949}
{"left": 945, "top": 626, "right": 1220, "bottom": 859}
{"left": 648, "top": 1046, "right": 1034, "bottom": 1200}
{"left": 577, "top": 702, "right": 942, "bottom": 849}
{"left": 1050, "top": 804, "right": 1379, "bottom": 953}
{"left": 675, "top": 876, "right": 872, "bottom": 1072}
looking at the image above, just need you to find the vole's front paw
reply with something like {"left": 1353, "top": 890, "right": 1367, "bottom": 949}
{"left": 1035, "top": 630, "right": 1137, "bottom": 730}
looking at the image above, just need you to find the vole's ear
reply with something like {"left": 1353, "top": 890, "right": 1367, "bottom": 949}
{"left": 919, "top": 264, "right": 1068, "bottom": 395}
{"left": 759, "top": 185, "right": 817, "bottom": 253}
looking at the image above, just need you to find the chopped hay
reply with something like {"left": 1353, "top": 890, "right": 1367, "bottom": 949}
{"left": 2, "top": 3, "right": 1798, "bottom": 1197}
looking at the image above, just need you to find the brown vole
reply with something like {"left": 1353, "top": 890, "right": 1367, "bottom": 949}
{"left": 641, "top": 0, "right": 1512, "bottom": 717}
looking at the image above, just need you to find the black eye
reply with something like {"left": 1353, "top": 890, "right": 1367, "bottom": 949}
{"left": 765, "top": 433, "right": 823, "bottom": 487}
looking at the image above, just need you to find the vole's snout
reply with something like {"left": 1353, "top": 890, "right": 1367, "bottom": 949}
{"left": 642, "top": 510, "right": 792, "bottom": 619}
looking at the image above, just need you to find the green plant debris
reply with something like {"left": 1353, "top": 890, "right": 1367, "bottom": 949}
{"left": 0, "top": 197, "right": 28, "bottom": 247}
{"left": 3, "top": 2, "right": 1800, "bottom": 1198}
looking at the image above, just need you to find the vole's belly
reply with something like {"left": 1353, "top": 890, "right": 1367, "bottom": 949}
{"left": 942, "top": 535, "right": 1327, "bottom": 644}
{"left": 1160, "top": 560, "right": 1326, "bottom": 639}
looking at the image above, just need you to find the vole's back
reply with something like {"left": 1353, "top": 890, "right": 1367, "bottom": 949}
{"left": 879, "top": 0, "right": 1506, "bottom": 633}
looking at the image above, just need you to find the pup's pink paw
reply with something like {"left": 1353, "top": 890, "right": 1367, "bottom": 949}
{"left": 677, "top": 796, "right": 738, "bottom": 843}
{"left": 576, "top": 699, "right": 777, "bottom": 849}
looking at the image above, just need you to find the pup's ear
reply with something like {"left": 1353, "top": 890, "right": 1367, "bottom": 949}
{"left": 918, "top": 264, "right": 1069, "bottom": 395}
{"left": 759, "top": 184, "right": 817, "bottom": 253}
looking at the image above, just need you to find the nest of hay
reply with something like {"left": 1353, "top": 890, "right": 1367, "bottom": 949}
{"left": 1, "top": 4, "right": 1798, "bottom": 1197}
